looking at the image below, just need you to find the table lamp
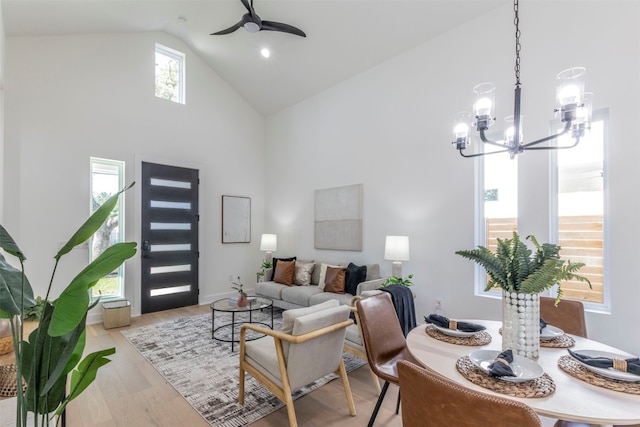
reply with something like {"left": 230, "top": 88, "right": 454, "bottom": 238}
{"left": 384, "top": 235, "right": 410, "bottom": 278}
{"left": 260, "top": 234, "right": 277, "bottom": 264}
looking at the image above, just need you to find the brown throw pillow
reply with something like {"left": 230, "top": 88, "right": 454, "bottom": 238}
{"left": 273, "top": 260, "right": 295, "bottom": 286}
{"left": 324, "top": 266, "right": 346, "bottom": 294}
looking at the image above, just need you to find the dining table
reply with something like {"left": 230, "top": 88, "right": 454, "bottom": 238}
{"left": 406, "top": 319, "right": 640, "bottom": 427}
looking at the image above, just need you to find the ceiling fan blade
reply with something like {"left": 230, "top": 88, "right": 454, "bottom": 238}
{"left": 240, "top": 0, "right": 257, "bottom": 20}
{"left": 260, "top": 20, "right": 306, "bottom": 37}
{"left": 210, "top": 21, "right": 243, "bottom": 35}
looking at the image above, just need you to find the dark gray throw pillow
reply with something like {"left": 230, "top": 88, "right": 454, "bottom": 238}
{"left": 345, "top": 262, "right": 367, "bottom": 295}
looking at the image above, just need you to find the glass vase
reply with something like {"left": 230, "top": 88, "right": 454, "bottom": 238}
{"left": 502, "top": 290, "right": 540, "bottom": 359}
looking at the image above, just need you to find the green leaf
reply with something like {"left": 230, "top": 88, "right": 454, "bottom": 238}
{"left": 0, "top": 224, "right": 26, "bottom": 261}
{"left": 55, "top": 182, "right": 134, "bottom": 260}
{"left": 49, "top": 242, "right": 136, "bottom": 337}
{"left": 0, "top": 253, "right": 36, "bottom": 316}
{"left": 54, "top": 347, "right": 115, "bottom": 416}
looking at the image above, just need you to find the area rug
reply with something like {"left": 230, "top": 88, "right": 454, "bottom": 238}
{"left": 122, "top": 308, "right": 365, "bottom": 427}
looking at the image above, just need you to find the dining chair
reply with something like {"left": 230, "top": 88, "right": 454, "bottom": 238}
{"left": 397, "top": 360, "right": 542, "bottom": 426}
{"left": 343, "top": 296, "right": 382, "bottom": 396}
{"left": 540, "top": 296, "right": 588, "bottom": 338}
{"left": 356, "top": 291, "right": 420, "bottom": 426}
{"left": 238, "top": 300, "right": 356, "bottom": 427}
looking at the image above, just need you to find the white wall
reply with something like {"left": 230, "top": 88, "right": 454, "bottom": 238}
{"left": 265, "top": 1, "right": 640, "bottom": 355}
{"left": 0, "top": 2, "right": 5, "bottom": 224}
{"left": 4, "top": 32, "right": 266, "bottom": 321}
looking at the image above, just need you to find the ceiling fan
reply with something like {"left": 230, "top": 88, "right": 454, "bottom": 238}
{"left": 211, "top": 0, "right": 306, "bottom": 38}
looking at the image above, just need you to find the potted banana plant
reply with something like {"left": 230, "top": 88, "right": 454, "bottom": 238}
{"left": 0, "top": 183, "right": 136, "bottom": 426}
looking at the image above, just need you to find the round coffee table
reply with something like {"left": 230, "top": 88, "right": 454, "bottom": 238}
{"left": 210, "top": 296, "right": 274, "bottom": 351}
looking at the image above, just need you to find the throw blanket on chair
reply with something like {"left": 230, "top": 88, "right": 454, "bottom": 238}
{"left": 381, "top": 284, "right": 416, "bottom": 336}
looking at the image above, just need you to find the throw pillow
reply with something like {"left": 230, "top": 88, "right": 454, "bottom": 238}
{"left": 345, "top": 262, "right": 367, "bottom": 295}
{"left": 318, "top": 262, "right": 342, "bottom": 290}
{"left": 324, "top": 266, "right": 346, "bottom": 294}
{"left": 294, "top": 261, "right": 315, "bottom": 286}
{"left": 271, "top": 256, "right": 296, "bottom": 280}
{"left": 273, "top": 260, "right": 295, "bottom": 286}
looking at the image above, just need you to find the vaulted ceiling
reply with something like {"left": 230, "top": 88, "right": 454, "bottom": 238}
{"left": 2, "top": 0, "right": 507, "bottom": 115}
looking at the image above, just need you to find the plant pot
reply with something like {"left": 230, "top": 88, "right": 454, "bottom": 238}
{"left": 502, "top": 290, "right": 540, "bottom": 359}
{"left": 237, "top": 294, "right": 249, "bottom": 307}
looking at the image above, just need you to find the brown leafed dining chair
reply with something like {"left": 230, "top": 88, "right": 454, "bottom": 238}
{"left": 343, "top": 295, "right": 382, "bottom": 396}
{"left": 540, "top": 296, "right": 588, "bottom": 338}
{"left": 397, "top": 360, "right": 542, "bottom": 427}
{"left": 356, "top": 291, "right": 420, "bottom": 426}
{"left": 238, "top": 300, "right": 356, "bottom": 427}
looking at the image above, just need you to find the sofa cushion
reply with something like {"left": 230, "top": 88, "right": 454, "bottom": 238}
{"left": 294, "top": 261, "right": 315, "bottom": 286}
{"left": 271, "top": 256, "right": 296, "bottom": 280}
{"left": 318, "top": 262, "right": 342, "bottom": 290}
{"left": 255, "top": 281, "right": 288, "bottom": 300}
{"left": 345, "top": 263, "right": 367, "bottom": 295}
{"left": 324, "top": 266, "right": 346, "bottom": 294}
{"left": 281, "top": 285, "right": 324, "bottom": 307}
{"left": 365, "top": 264, "right": 380, "bottom": 281}
{"left": 309, "top": 291, "right": 354, "bottom": 307}
{"left": 345, "top": 323, "right": 363, "bottom": 347}
{"left": 273, "top": 260, "right": 295, "bottom": 285}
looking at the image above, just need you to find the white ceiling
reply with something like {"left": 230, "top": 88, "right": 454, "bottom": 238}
{"left": 2, "top": 0, "right": 507, "bottom": 115}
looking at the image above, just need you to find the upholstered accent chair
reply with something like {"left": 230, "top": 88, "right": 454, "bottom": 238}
{"left": 397, "top": 360, "right": 542, "bottom": 426}
{"left": 343, "top": 296, "right": 382, "bottom": 396}
{"left": 238, "top": 300, "right": 356, "bottom": 427}
{"left": 356, "top": 291, "right": 420, "bottom": 426}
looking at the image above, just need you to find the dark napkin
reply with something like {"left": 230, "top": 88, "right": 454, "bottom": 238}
{"left": 424, "top": 314, "right": 486, "bottom": 332}
{"left": 540, "top": 318, "right": 548, "bottom": 333}
{"left": 488, "top": 349, "right": 516, "bottom": 378}
{"left": 568, "top": 349, "right": 640, "bottom": 376}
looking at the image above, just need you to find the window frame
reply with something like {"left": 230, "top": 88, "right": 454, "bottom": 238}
{"left": 155, "top": 43, "right": 186, "bottom": 104}
{"left": 90, "top": 157, "right": 126, "bottom": 300}
{"left": 549, "top": 108, "right": 610, "bottom": 313}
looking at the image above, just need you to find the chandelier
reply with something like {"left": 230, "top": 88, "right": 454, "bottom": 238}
{"left": 452, "top": 0, "right": 593, "bottom": 159}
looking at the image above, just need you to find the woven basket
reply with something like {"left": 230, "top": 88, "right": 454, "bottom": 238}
{"left": 0, "top": 336, "right": 13, "bottom": 356}
{"left": 0, "top": 364, "right": 26, "bottom": 397}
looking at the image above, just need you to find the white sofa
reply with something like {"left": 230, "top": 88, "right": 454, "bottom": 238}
{"left": 255, "top": 260, "right": 385, "bottom": 310}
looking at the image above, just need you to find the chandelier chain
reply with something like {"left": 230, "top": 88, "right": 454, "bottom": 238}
{"left": 514, "top": 0, "right": 521, "bottom": 87}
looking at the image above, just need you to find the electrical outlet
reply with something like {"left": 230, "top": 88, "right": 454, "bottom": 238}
{"left": 435, "top": 298, "right": 443, "bottom": 311}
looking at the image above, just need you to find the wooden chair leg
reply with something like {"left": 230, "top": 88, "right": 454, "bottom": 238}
{"left": 368, "top": 381, "right": 390, "bottom": 427}
{"left": 238, "top": 362, "right": 245, "bottom": 405}
{"left": 369, "top": 367, "right": 382, "bottom": 396}
{"left": 337, "top": 359, "right": 357, "bottom": 416}
{"left": 283, "top": 392, "right": 298, "bottom": 427}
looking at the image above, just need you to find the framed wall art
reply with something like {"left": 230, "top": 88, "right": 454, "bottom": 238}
{"left": 314, "top": 183, "right": 363, "bottom": 251}
{"left": 222, "top": 195, "right": 251, "bottom": 243}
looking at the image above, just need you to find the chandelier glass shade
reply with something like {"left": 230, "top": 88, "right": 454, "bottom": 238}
{"left": 452, "top": 0, "right": 593, "bottom": 159}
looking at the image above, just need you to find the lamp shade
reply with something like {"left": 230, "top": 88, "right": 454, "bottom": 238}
{"left": 260, "top": 234, "right": 277, "bottom": 252}
{"left": 384, "top": 236, "right": 410, "bottom": 261}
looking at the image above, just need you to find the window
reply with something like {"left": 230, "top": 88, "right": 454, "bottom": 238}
{"left": 155, "top": 44, "right": 185, "bottom": 104}
{"left": 475, "top": 144, "right": 518, "bottom": 295}
{"left": 90, "top": 158, "right": 125, "bottom": 299}
{"left": 551, "top": 110, "right": 608, "bottom": 308}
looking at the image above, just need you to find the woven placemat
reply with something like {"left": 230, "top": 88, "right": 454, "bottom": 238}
{"left": 0, "top": 364, "right": 26, "bottom": 397}
{"left": 425, "top": 325, "right": 492, "bottom": 346}
{"left": 456, "top": 356, "right": 555, "bottom": 398}
{"left": 558, "top": 355, "right": 640, "bottom": 394}
{"left": 540, "top": 334, "right": 575, "bottom": 348}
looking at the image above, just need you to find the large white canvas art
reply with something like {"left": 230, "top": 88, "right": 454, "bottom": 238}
{"left": 314, "top": 184, "right": 363, "bottom": 251}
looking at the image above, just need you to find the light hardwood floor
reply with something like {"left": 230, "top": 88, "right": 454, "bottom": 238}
{"left": 64, "top": 304, "right": 404, "bottom": 427}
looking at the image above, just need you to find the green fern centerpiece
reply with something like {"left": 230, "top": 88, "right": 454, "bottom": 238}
{"left": 455, "top": 231, "right": 591, "bottom": 304}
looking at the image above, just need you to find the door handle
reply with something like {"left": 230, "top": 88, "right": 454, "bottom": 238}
{"left": 142, "top": 240, "right": 151, "bottom": 258}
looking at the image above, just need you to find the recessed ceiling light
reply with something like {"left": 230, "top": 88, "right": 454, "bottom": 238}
{"left": 261, "top": 48, "right": 270, "bottom": 58}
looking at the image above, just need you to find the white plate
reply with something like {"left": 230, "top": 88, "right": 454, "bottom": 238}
{"left": 540, "top": 324, "right": 564, "bottom": 341}
{"left": 432, "top": 324, "right": 478, "bottom": 338}
{"left": 469, "top": 349, "right": 544, "bottom": 383}
{"left": 571, "top": 349, "right": 640, "bottom": 382}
